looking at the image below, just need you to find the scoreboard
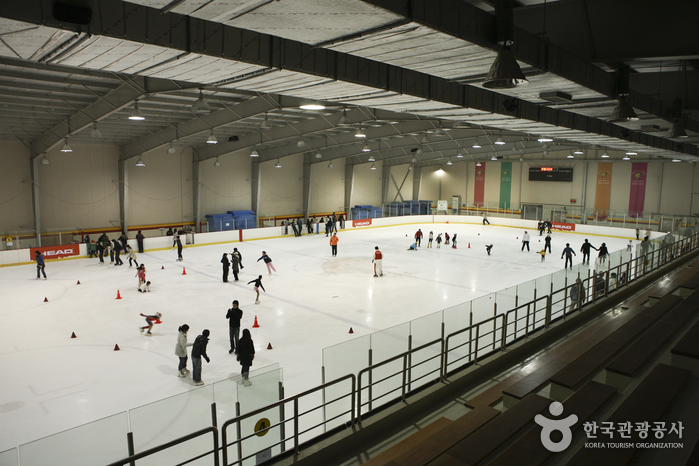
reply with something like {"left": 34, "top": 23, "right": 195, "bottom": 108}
{"left": 529, "top": 167, "right": 573, "bottom": 182}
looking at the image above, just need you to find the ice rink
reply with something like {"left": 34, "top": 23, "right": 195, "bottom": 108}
{"left": 0, "top": 222, "right": 634, "bottom": 451}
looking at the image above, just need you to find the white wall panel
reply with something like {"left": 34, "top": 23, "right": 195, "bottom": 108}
{"left": 386, "top": 164, "right": 413, "bottom": 202}
{"left": 352, "top": 162, "right": 383, "bottom": 207}
{"left": 258, "top": 153, "right": 303, "bottom": 217}
{"left": 310, "top": 158, "right": 345, "bottom": 215}
{"left": 199, "top": 153, "right": 252, "bottom": 216}
{"left": 0, "top": 141, "right": 33, "bottom": 233}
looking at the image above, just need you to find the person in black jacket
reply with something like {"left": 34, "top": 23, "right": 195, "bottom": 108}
{"left": 232, "top": 247, "right": 244, "bottom": 269}
{"left": 580, "top": 239, "right": 598, "bottom": 265}
{"left": 597, "top": 242, "right": 609, "bottom": 265}
{"left": 136, "top": 230, "right": 145, "bottom": 253}
{"left": 237, "top": 328, "right": 255, "bottom": 386}
{"left": 112, "top": 239, "right": 124, "bottom": 266}
{"left": 221, "top": 253, "right": 230, "bottom": 282}
{"left": 230, "top": 252, "right": 240, "bottom": 281}
{"left": 544, "top": 234, "right": 552, "bottom": 254}
{"left": 226, "top": 300, "right": 243, "bottom": 354}
{"left": 248, "top": 275, "right": 266, "bottom": 304}
{"left": 176, "top": 234, "right": 183, "bottom": 261}
{"left": 191, "top": 329, "right": 210, "bottom": 386}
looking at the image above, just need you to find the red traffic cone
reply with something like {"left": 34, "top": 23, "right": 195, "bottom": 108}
{"left": 114, "top": 344, "right": 120, "bottom": 351}
{"left": 454, "top": 243, "right": 457, "bottom": 249}
{"left": 267, "top": 343, "right": 273, "bottom": 350}
{"left": 115, "top": 289, "right": 122, "bottom": 299}
{"left": 253, "top": 316, "right": 260, "bottom": 328}
{"left": 349, "top": 327, "right": 354, "bottom": 334}
{"left": 161, "top": 266, "right": 164, "bottom": 270}
{"left": 44, "top": 297, "right": 48, "bottom": 302}
{"left": 71, "top": 332, "right": 77, "bottom": 338}
{"left": 468, "top": 243, "right": 471, "bottom": 248}
{"left": 182, "top": 268, "right": 187, "bottom": 275}
{"left": 76, "top": 280, "right": 81, "bottom": 285}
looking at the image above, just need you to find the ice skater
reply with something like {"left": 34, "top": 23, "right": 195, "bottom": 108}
{"left": 408, "top": 242, "right": 418, "bottom": 251}
{"left": 175, "top": 324, "right": 193, "bottom": 377}
{"left": 230, "top": 251, "right": 240, "bottom": 281}
{"left": 139, "top": 311, "right": 161, "bottom": 335}
{"left": 257, "top": 251, "right": 276, "bottom": 275}
{"left": 125, "top": 245, "right": 139, "bottom": 268}
{"left": 428, "top": 231, "right": 433, "bottom": 247}
{"left": 521, "top": 231, "right": 530, "bottom": 251}
{"left": 248, "top": 275, "right": 266, "bottom": 304}
{"left": 451, "top": 233, "right": 457, "bottom": 249}
{"left": 580, "top": 239, "right": 597, "bottom": 265}
{"left": 414, "top": 229, "right": 423, "bottom": 247}
{"left": 330, "top": 232, "right": 339, "bottom": 256}
{"left": 136, "top": 264, "right": 147, "bottom": 292}
{"left": 221, "top": 253, "right": 230, "bottom": 282}
{"left": 176, "top": 234, "right": 183, "bottom": 261}
{"left": 191, "top": 329, "right": 210, "bottom": 386}
{"left": 597, "top": 243, "right": 609, "bottom": 265}
{"left": 544, "top": 234, "right": 552, "bottom": 254}
{"left": 112, "top": 239, "right": 124, "bottom": 266}
{"left": 226, "top": 300, "right": 243, "bottom": 354}
{"left": 237, "top": 328, "right": 255, "bottom": 386}
{"left": 232, "top": 248, "right": 244, "bottom": 269}
{"left": 373, "top": 246, "right": 383, "bottom": 277}
{"left": 483, "top": 213, "right": 490, "bottom": 225}
{"left": 561, "top": 243, "right": 576, "bottom": 269}
{"left": 436, "top": 234, "right": 442, "bottom": 248}
{"left": 540, "top": 249, "right": 546, "bottom": 261}
{"left": 444, "top": 232, "right": 450, "bottom": 246}
{"left": 34, "top": 250, "right": 47, "bottom": 279}
{"left": 486, "top": 244, "right": 493, "bottom": 255}
{"left": 627, "top": 240, "right": 633, "bottom": 252}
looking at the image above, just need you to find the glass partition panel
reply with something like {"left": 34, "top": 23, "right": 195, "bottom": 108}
{"left": 409, "top": 311, "right": 443, "bottom": 389}
{"left": 533, "top": 275, "right": 551, "bottom": 331}
{"left": 322, "top": 334, "right": 369, "bottom": 431}
{"left": 0, "top": 449, "right": 18, "bottom": 466}
{"left": 443, "top": 302, "right": 472, "bottom": 373}
{"left": 237, "top": 368, "right": 283, "bottom": 466}
{"left": 369, "top": 322, "right": 410, "bottom": 411}
{"left": 130, "top": 386, "right": 213, "bottom": 466}
{"left": 476, "top": 317, "right": 496, "bottom": 356}
{"left": 550, "top": 269, "right": 569, "bottom": 321}
{"left": 18, "top": 412, "right": 128, "bottom": 466}
{"left": 496, "top": 287, "right": 517, "bottom": 345}
{"left": 471, "top": 294, "right": 495, "bottom": 326}
{"left": 517, "top": 278, "right": 536, "bottom": 305}
{"left": 214, "top": 364, "right": 279, "bottom": 428}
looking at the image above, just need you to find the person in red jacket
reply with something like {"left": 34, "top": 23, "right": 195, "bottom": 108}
{"left": 414, "top": 229, "right": 423, "bottom": 247}
{"left": 372, "top": 246, "right": 383, "bottom": 277}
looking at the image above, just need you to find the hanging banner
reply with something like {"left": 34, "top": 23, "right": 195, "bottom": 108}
{"left": 628, "top": 162, "right": 647, "bottom": 218}
{"left": 499, "top": 162, "right": 512, "bottom": 209}
{"left": 474, "top": 163, "right": 485, "bottom": 207}
{"left": 594, "top": 162, "right": 613, "bottom": 220}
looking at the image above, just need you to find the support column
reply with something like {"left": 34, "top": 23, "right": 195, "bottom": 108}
{"left": 29, "top": 156, "right": 42, "bottom": 247}
{"left": 251, "top": 159, "right": 261, "bottom": 220}
{"left": 412, "top": 166, "right": 422, "bottom": 200}
{"left": 192, "top": 152, "right": 202, "bottom": 232}
{"left": 118, "top": 157, "right": 128, "bottom": 234}
{"left": 381, "top": 164, "right": 391, "bottom": 205}
{"left": 657, "top": 161, "right": 665, "bottom": 215}
{"left": 581, "top": 161, "right": 589, "bottom": 224}
{"left": 344, "top": 160, "right": 354, "bottom": 216}
{"left": 302, "top": 155, "right": 312, "bottom": 219}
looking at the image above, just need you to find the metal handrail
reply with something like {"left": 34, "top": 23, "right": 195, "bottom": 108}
{"left": 106, "top": 426, "right": 219, "bottom": 466}
{"left": 221, "top": 373, "right": 355, "bottom": 466}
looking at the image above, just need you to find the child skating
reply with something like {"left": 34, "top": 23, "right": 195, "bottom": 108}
{"left": 539, "top": 249, "right": 546, "bottom": 261}
{"left": 486, "top": 244, "right": 493, "bottom": 255}
{"left": 136, "top": 264, "right": 147, "bottom": 292}
{"left": 428, "top": 231, "right": 433, "bottom": 248}
{"left": 140, "top": 312, "right": 162, "bottom": 335}
{"left": 451, "top": 233, "right": 457, "bottom": 249}
{"left": 257, "top": 251, "right": 276, "bottom": 275}
{"left": 444, "top": 232, "right": 450, "bottom": 245}
{"left": 248, "top": 275, "right": 266, "bottom": 304}
{"left": 436, "top": 234, "right": 442, "bottom": 248}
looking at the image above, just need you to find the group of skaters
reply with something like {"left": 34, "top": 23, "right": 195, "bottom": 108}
{"left": 219, "top": 247, "right": 275, "bottom": 304}
{"left": 282, "top": 212, "right": 345, "bottom": 237}
{"left": 174, "top": 299, "right": 256, "bottom": 386}
{"left": 409, "top": 229, "right": 458, "bottom": 250}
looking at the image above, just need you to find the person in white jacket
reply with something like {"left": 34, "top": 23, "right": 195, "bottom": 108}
{"left": 175, "top": 324, "right": 193, "bottom": 377}
{"left": 521, "top": 231, "right": 531, "bottom": 251}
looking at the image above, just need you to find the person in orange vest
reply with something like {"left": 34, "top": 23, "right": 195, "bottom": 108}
{"left": 329, "top": 232, "right": 339, "bottom": 256}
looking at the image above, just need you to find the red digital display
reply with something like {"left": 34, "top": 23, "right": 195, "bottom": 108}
{"left": 541, "top": 167, "right": 553, "bottom": 171}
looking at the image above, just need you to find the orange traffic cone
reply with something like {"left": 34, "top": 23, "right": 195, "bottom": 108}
{"left": 71, "top": 332, "right": 77, "bottom": 338}
{"left": 115, "top": 289, "right": 122, "bottom": 299}
{"left": 76, "top": 280, "right": 81, "bottom": 285}
{"left": 468, "top": 243, "right": 471, "bottom": 248}
{"left": 253, "top": 316, "right": 260, "bottom": 328}
{"left": 114, "top": 344, "right": 120, "bottom": 351}
{"left": 267, "top": 343, "right": 273, "bottom": 350}
{"left": 349, "top": 327, "right": 354, "bottom": 334}
{"left": 161, "top": 266, "right": 164, "bottom": 270}
{"left": 44, "top": 297, "right": 48, "bottom": 302}
{"left": 182, "top": 268, "right": 187, "bottom": 275}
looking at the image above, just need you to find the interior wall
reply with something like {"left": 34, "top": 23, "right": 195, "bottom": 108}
{"left": 351, "top": 162, "right": 383, "bottom": 207}
{"left": 659, "top": 161, "right": 693, "bottom": 214}
{"left": 199, "top": 152, "right": 252, "bottom": 216}
{"left": 39, "top": 143, "right": 120, "bottom": 231}
{"left": 310, "top": 158, "right": 345, "bottom": 214}
{"left": 386, "top": 164, "right": 413, "bottom": 202}
{"left": 0, "top": 141, "right": 34, "bottom": 233}
{"left": 127, "top": 147, "right": 193, "bottom": 227}
{"left": 258, "top": 153, "right": 304, "bottom": 217}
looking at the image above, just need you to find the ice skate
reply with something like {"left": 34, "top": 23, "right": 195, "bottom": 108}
{"left": 183, "top": 368, "right": 190, "bottom": 374}
{"left": 255, "top": 300, "right": 260, "bottom": 304}
{"left": 178, "top": 370, "right": 186, "bottom": 378}
{"left": 243, "top": 379, "right": 252, "bottom": 386}
{"left": 145, "top": 332, "right": 152, "bottom": 336}
{"left": 139, "top": 327, "right": 143, "bottom": 334}
{"left": 195, "top": 381, "right": 204, "bottom": 386}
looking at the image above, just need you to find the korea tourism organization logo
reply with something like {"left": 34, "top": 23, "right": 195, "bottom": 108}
{"left": 534, "top": 401, "right": 685, "bottom": 453}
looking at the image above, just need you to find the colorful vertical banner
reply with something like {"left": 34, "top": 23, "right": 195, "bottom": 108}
{"left": 594, "top": 162, "right": 613, "bottom": 220}
{"left": 628, "top": 162, "right": 647, "bottom": 218}
{"left": 474, "top": 163, "right": 486, "bottom": 207}
{"left": 499, "top": 162, "right": 512, "bottom": 209}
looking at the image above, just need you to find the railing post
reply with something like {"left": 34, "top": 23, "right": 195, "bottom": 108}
{"left": 126, "top": 432, "right": 135, "bottom": 466}
{"left": 279, "top": 382, "right": 286, "bottom": 453}
{"left": 407, "top": 334, "right": 412, "bottom": 393}
{"left": 492, "top": 302, "right": 497, "bottom": 351}
{"left": 474, "top": 325, "right": 480, "bottom": 364}
{"left": 525, "top": 303, "right": 531, "bottom": 338}
{"left": 500, "top": 313, "right": 507, "bottom": 350}
{"left": 367, "top": 348, "right": 373, "bottom": 412}
{"left": 545, "top": 295, "right": 552, "bottom": 328}
{"left": 235, "top": 402, "right": 242, "bottom": 466}
{"left": 321, "top": 366, "right": 326, "bottom": 433}
{"left": 294, "top": 398, "right": 299, "bottom": 455}
{"left": 402, "top": 355, "right": 408, "bottom": 402}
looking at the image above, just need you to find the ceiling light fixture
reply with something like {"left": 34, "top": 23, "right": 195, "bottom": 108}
{"left": 191, "top": 91, "right": 211, "bottom": 113}
{"left": 354, "top": 127, "right": 366, "bottom": 138}
{"left": 90, "top": 123, "right": 102, "bottom": 138}
{"left": 129, "top": 101, "right": 146, "bottom": 120}
{"left": 421, "top": 133, "right": 430, "bottom": 144}
{"left": 328, "top": 161, "right": 333, "bottom": 169}
{"left": 672, "top": 159, "right": 681, "bottom": 163}
{"left": 274, "top": 159, "right": 282, "bottom": 168}
{"left": 574, "top": 146, "right": 584, "bottom": 155}
{"left": 601, "top": 150, "right": 610, "bottom": 158}
{"left": 622, "top": 154, "right": 631, "bottom": 161}
{"left": 260, "top": 113, "right": 272, "bottom": 130}
{"left": 411, "top": 156, "right": 418, "bottom": 163}
{"left": 41, "top": 156, "right": 50, "bottom": 165}
{"left": 669, "top": 121, "right": 688, "bottom": 138}
{"left": 213, "top": 157, "right": 221, "bottom": 167}
{"left": 297, "top": 140, "right": 306, "bottom": 148}
{"left": 206, "top": 130, "right": 218, "bottom": 144}
{"left": 362, "top": 141, "right": 371, "bottom": 152}
{"left": 315, "top": 151, "right": 322, "bottom": 159}
{"left": 370, "top": 163, "right": 376, "bottom": 170}
{"left": 437, "top": 165, "right": 444, "bottom": 173}
{"left": 167, "top": 144, "right": 176, "bottom": 154}
{"left": 299, "top": 102, "right": 325, "bottom": 110}
{"left": 494, "top": 132, "right": 506, "bottom": 145}
{"left": 446, "top": 158, "right": 453, "bottom": 166}
{"left": 416, "top": 146, "right": 423, "bottom": 155}
{"left": 60, "top": 140, "right": 73, "bottom": 152}
{"left": 476, "top": 161, "right": 482, "bottom": 167}
{"left": 483, "top": 46, "right": 529, "bottom": 89}
{"left": 567, "top": 151, "right": 575, "bottom": 159}
{"left": 537, "top": 136, "right": 553, "bottom": 143}
{"left": 338, "top": 108, "right": 350, "bottom": 126}
{"left": 456, "top": 149, "right": 465, "bottom": 158}
{"left": 368, "top": 155, "right": 376, "bottom": 162}
{"left": 135, "top": 157, "right": 145, "bottom": 167}
{"left": 250, "top": 148, "right": 259, "bottom": 157}
{"left": 609, "top": 95, "right": 639, "bottom": 122}
{"left": 434, "top": 125, "right": 446, "bottom": 137}
{"left": 472, "top": 138, "right": 482, "bottom": 149}
{"left": 491, "top": 155, "right": 498, "bottom": 161}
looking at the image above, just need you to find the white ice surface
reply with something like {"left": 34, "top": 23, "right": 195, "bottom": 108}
{"left": 0, "top": 223, "right": 633, "bottom": 451}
